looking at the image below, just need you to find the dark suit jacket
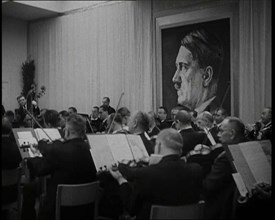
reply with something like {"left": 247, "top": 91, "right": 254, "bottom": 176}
{"left": 179, "top": 128, "right": 208, "bottom": 156}
{"left": 202, "top": 149, "right": 236, "bottom": 220}
{"left": 159, "top": 119, "right": 173, "bottom": 130}
{"left": 118, "top": 154, "right": 203, "bottom": 220}
{"left": 16, "top": 105, "right": 40, "bottom": 126}
{"left": 107, "top": 106, "right": 116, "bottom": 115}
{"left": 139, "top": 132, "right": 154, "bottom": 155}
{"left": 27, "top": 138, "right": 97, "bottom": 220}
{"left": 2, "top": 135, "right": 22, "bottom": 205}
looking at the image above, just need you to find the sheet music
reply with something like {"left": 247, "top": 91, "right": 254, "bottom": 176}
{"left": 87, "top": 134, "right": 115, "bottom": 171}
{"left": 239, "top": 141, "right": 271, "bottom": 185}
{"left": 17, "top": 131, "right": 34, "bottom": 139}
{"left": 126, "top": 134, "right": 149, "bottom": 161}
{"left": 18, "top": 137, "right": 38, "bottom": 146}
{"left": 232, "top": 173, "right": 248, "bottom": 197}
{"left": 106, "top": 134, "right": 134, "bottom": 162}
{"left": 228, "top": 141, "right": 271, "bottom": 192}
{"left": 34, "top": 128, "right": 61, "bottom": 141}
{"left": 229, "top": 144, "right": 256, "bottom": 191}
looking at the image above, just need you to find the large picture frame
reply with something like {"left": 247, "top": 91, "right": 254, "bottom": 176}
{"left": 154, "top": 3, "right": 239, "bottom": 116}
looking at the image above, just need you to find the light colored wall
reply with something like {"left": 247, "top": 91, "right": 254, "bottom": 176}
{"left": 2, "top": 16, "right": 28, "bottom": 112}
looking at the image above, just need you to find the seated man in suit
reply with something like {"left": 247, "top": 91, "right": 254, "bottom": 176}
{"left": 90, "top": 106, "right": 102, "bottom": 133}
{"left": 147, "top": 111, "right": 160, "bottom": 140}
{"left": 109, "top": 128, "right": 203, "bottom": 220}
{"left": 213, "top": 107, "right": 227, "bottom": 128}
{"left": 246, "top": 107, "right": 272, "bottom": 141}
{"left": 156, "top": 106, "right": 172, "bottom": 130}
{"left": 195, "top": 111, "right": 220, "bottom": 144}
{"left": 24, "top": 114, "right": 97, "bottom": 220}
{"left": 127, "top": 111, "right": 154, "bottom": 155}
{"left": 202, "top": 116, "right": 248, "bottom": 220}
{"left": 16, "top": 95, "right": 40, "bottom": 126}
{"left": 102, "top": 96, "right": 116, "bottom": 114}
{"left": 98, "top": 105, "right": 109, "bottom": 133}
{"left": 174, "top": 110, "right": 207, "bottom": 157}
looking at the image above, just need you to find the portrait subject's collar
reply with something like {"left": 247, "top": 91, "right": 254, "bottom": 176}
{"left": 195, "top": 96, "right": 216, "bottom": 115}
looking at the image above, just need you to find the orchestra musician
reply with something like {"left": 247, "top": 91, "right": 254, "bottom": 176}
{"left": 202, "top": 116, "right": 248, "bottom": 220}
{"left": 21, "top": 113, "right": 97, "bottom": 220}
{"left": 16, "top": 95, "right": 40, "bottom": 127}
{"left": 109, "top": 128, "right": 203, "bottom": 220}
{"left": 245, "top": 107, "right": 272, "bottom": 141}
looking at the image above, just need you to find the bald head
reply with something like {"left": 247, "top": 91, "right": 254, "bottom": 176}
{"left": 155, "top": 128, "right": 183, "bottom": 155}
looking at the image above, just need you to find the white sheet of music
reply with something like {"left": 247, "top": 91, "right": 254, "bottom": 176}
{"left": 17, "top": 131, "right": 34, "bottom": 139}
{"left": 34, "top": 128, "right": 61, "bottom": 141}
{"left": 239, "top": 141, "right": 271, "bottom": 185}
{"left": 106, "top": 134, "right": 134, "bottom": 163}
{"left": 126, "top": 134, "right": 149, "bottom": 161}
{"left": 87, "top": 135, "right": 115, "bottom": 171}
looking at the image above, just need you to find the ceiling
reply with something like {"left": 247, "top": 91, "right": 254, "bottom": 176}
{"left": 2, "top": 1, "right": 60, "bottom": 21}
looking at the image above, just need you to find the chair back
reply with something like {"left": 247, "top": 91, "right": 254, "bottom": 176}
{"left": 55, "top": 181, "right": 100, "bottom": 220}
{"left": 150, "top": 200, "right": 205, "bottom": 220}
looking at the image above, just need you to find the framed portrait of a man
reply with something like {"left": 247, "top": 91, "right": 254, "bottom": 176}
{"left": 154, "top": 4, "right": 239, "bottom": 116}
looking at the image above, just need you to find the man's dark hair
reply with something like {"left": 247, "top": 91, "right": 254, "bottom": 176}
{"left": 182, "top": 29, "right": 224, "bottom": 82}
{"left": 16, "top": 95, "right": 25, "bottom": 101}
{"left": 5, "top": 110, "right": 15, "bottom": 118}
{"left": 99, "top": 105, "right": 109, "bottom": 113}
{"left": 215, "top": 107, "right": 227, "bottom": 117}
{"left": 93, "top": 106, "right": 99, "bottom": 111}
{"left": 103, "top": 97, "right": 110, "bottom": 102}
{"left": 108, "top": 113, "right": 123, "bottom": 125}
{"left": 59, "top": 110, "right": 70, "bottom": 117}
{"left": 44, "top": 109, "right": 60, "bottom": 128}
{"left": 159, "top": 106, "right": 168, "bottom": 114}
{"left": 68, "top": 107, "right": 77, "bottom": 113}
{"left": 118, "top": 107, "right": 130, "bottom": 117}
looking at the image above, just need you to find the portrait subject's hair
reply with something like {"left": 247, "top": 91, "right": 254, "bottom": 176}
{"left": 158, "top": 106, "right": 168, "bottom": 114}
{"left": 181, "top": 29, "right": 224, "bottom": 83}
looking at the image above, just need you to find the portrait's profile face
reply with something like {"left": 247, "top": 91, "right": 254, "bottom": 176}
{"left": 172, "top": 46, "right": 204, "bottom": 110}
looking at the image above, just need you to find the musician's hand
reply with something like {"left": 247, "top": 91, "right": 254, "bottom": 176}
{"left": 109, "top": 166, "right": 128, "bottom": 185}
{"left": 30, "top": 144, "right": 40, "bottom": 157}
{"left": 31, "top": 100, "right": 37, "bottom": 107}
{"left": 251, "top": 182, "right": 271, "bottom": 200}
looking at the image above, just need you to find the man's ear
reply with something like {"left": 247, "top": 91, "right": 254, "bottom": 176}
{"left": 202, "top": 66, "right": 213, "bottom": 87}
